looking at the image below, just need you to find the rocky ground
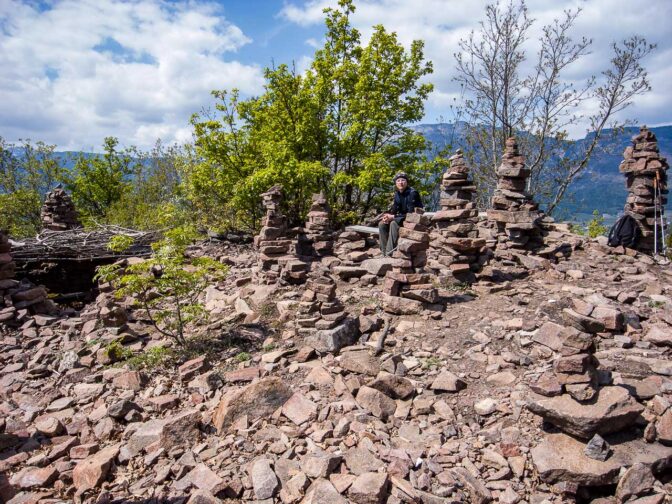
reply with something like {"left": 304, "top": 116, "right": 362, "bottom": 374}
{"left": 1, "top": 230, "right": 671, "bottom": 504}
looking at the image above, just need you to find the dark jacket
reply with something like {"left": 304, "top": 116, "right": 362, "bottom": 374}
{"left": 391, "top": 187, "right": 423, "bottom": 224}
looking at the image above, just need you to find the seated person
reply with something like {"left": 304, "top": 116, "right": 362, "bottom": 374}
{"left": 378, "top": 172, "right": 423, "bottom": 256}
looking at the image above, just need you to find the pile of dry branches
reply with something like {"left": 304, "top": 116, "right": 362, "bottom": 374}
{"left": 11, "top": 225, "right": 160, "bottom": 262}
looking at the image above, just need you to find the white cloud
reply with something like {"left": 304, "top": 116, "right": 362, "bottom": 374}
{"left": 280, "top": 0, "right": 672, "bottom": 138}
{"left": 0, "top": 0, "right": 265, "bottom": 150}
{"left": 279, "top": 0, "right": 332, "bottom": 26}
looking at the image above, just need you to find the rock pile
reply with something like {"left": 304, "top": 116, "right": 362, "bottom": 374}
{"left": 382, "top": 210, "right": 438, "bottom": 314}
{"left": 525, "top": 308, "right": 671, "bottom": 495}
{"left": 255, "top": 186, "right": 309, "bottom": 284}
{"left": 333, "top": 230, "right": 377, "bottom": 266}
{"left": 487, "top": 137, "right": 543, "bottom": 250}
{"left": 299, "top": 273, "right": 359, "bottom": 352}
{"left": 2, "top": 226, "right": 672, "bottom": 503}
{"left": 620, "top": 126, "right": 669, "bottom": 253}
{"left": 529, "top": 323, "right": 600, "bottom": 403}
{"left": 0, "top": 231, "right": 52, "bottom": 325}
{"left": 0, "top": 231, "right": 17, "bottom": 323}
{"left": 40, "top": 185, "right": 80, "bottom": 231}
{"left": 429, "top": 149, "right": 487, "bottom": 282}
{"left": 303, "top": 192, "right": 334, "bottom": 257}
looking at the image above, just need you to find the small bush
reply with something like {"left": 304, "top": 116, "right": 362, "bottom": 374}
{"left": 235, "top": 351, "right": 251, "bottom": 362}
{"left": 587, "top": 210, "right": 608, "bottom": 238}
{"left": 104, "top": 341, "right": 134, "bottom": 361}
{"left": 124, "top": 346, "right": 175, "bottom": 370}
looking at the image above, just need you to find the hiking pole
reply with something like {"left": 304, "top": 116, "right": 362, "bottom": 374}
{"left": 654, "top": 177, "right": 658, "bottom": 254}
{"left": 657, "top": 171, "right": 667, "bottom": 254}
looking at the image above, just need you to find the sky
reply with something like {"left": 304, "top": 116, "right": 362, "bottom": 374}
{"left": 1, "top": 0, "right": 671, "bottom": 151}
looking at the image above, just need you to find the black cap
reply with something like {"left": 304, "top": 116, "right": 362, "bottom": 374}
{"left": 393, "top": 172, "right": 408, "bottom": 182}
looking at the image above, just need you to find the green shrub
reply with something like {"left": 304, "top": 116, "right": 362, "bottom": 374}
{"left": 96, "top": 223, "right": 228, "bottom": 346}
{"left": 587, "top": 210, "right": 608, "bottom": 238}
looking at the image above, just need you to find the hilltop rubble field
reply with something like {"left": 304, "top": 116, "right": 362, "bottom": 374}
{"left": 1, "top": 225, "right": 672, "bottom": 504}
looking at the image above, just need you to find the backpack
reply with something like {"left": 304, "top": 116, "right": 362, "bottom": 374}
{"left": 607, "top": 214, "right": 640, "bottom": 248}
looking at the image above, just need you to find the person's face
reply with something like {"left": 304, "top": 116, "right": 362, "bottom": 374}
{"left": 395, "top": 177, "right": 408, "bottom": 191}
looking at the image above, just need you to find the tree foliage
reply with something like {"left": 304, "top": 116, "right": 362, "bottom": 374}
{"left": 0, "top": 137, "right": 64, "bottom": 237}
{"left": 96, "top": 224, "right": 227, "bottom": 346}
{"left": 105, "top": 140, "right": 191, "bottom": 230}
{"left": 188, "top": 0, "right": 438, "bottom": 231}
{"left": 453, "top": 0, "right": 654, "bottom": 213}
{"left": 65, "top": 137, "right": 137, "bottom": 223}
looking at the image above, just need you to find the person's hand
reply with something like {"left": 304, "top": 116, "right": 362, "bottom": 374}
{"left": 382, "top": 213, "right": 394, "bottom": 224}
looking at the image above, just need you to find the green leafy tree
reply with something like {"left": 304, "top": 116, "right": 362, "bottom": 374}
{"left": 96, "top": 225, "right": 227, "bottom": 346}
{"left": 106, "top": 140, "right": 191, "bottom": 230}
{"left": 188, "top": 0, "right": 437, "bottom": 231}
{"left": 0, "top": 137, "right": 65, "bottom": 237}
{"left": 66, "top": 137, "right": 138, "bottom": 223}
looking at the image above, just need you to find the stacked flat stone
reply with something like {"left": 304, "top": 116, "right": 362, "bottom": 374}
{"left": 297, "top": 276, "right": 345, "bottom": 336}
{"left": 0, "top": 231, "right": 51, "bottom": 324}
{"left": 333, "top": 231, "right": 374, "bottom": 264}
{"left": 430, "top": 149, "right": 486, "bottom": 280}
{"left": 255, "top": 185, "right": 290, "bottom": 281}
{"left": 620, "top": 126, "right": 669, "bottom": 252}
{"left": 0, "top": 231, "right": 17, "bottom": 322}
{"left": 255, "top": 186, "right": 309, "bottom": 284}
{"left": 383, "top": 210, "right": 438, "bottom": 305}
{"left": 487, "top": 137, "right": 542, "bottom": 249}
{"left": 529, "top": 324, "right": 600, "bottom": 402}
{"left": 41, "top": 185, "right": 80, "bottom": 231}
{"left": 300, "top": 273, "right": 359, "bottom": 353}
{"left": 305, "top": 192, "right": 334, "bottom": 257}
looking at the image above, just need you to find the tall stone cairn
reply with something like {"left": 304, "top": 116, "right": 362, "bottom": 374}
{"left": 255, "top": 186, "right": 309, "bottom": 283}
{"left": 429, "top": 149, "right": 486, "bottom": 281}
{"left": 41, "top": 185, "right": 80, "bottom": 231}
{"left": 382, "top": 209, "right": 438, "bottom": 311}
{"left": 305, "top": 192, "right": 334, "bottom": 257}
{"left": 487, "top": 137, "right": 542, "bottom": 249}
{"left": 256, "top": 185, "right": 290, "bottom": 280}
{"left": 620, "top": 126, "right": 669, "bottom": 252}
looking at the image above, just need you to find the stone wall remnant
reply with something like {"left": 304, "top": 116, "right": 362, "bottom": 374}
{"left": 0, "top": 231, "right": 52, "bottom": 325}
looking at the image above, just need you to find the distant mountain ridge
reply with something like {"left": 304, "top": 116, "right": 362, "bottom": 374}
{"left": 413, "top": 123, "right": 672, "bottom": 222}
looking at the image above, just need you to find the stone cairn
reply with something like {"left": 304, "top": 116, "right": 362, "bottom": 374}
{"left": 619, "top": 126, "right": 669, "bottom": 253}
{"left": 255, "top": 185, "right": 309, "bottom": 284}
{"left": 304, "top": 192, "right": 334, "bottom": 257}
{"left": 382, "top": 210, "right": 438, "bottom": 311}
{"left": 0, "top": 231, "right": 51, "bottom": 325}
{"left": 429, "top": 149, "right": 487, "bottom": 281}
{"left": 527, "top": 309, "right": 645, "bottom": 466}
{"left": 486, "top": 137, "right": 543, "bottom": 250}
{"left": 530, "top": 325, "right": 599, "bottom": 403}
{"left": 298, "top": 272, "right": 358, "bottom": 353}
{"left": 41, "top": 185, "right": 80, "bottom": 231}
